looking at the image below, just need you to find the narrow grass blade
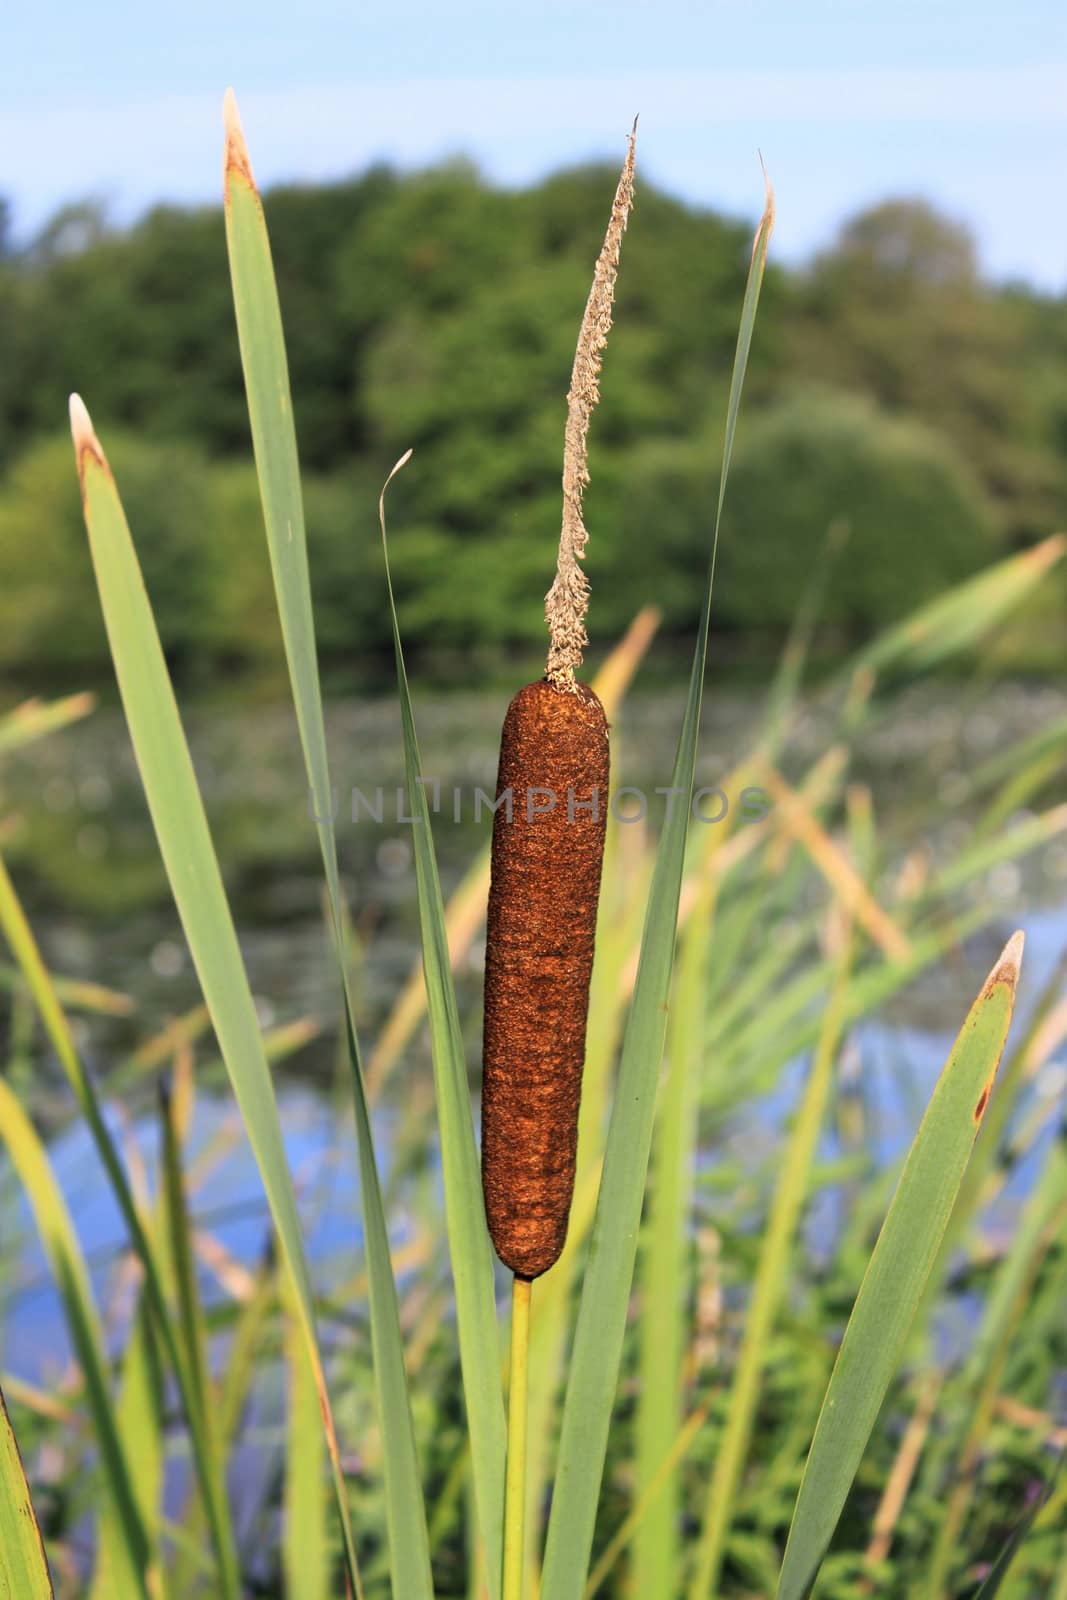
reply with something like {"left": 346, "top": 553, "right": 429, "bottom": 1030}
{"left": 763, "top": 518, "right": 847, "bottom": 749}
{"left": 68, "top": 393, "right": 360, "bottom": 1595}
{"left": 863, "top": 1370, "right": 942, "bottom": 1574}
{"left": 924, "top": 1138, "right": 1067, "bottom": 1597}
{"left": 159, "top": 1083, "right": 212, "bottom": 1460}
{"left": 221, "top": 91, "right": 434, "bottom": 1598}
{"left": 220, "top": 89, "right": 339, "bottom": 921}
{"left": 775, "top": 931, "right": 1024, "bottom": 1600}
{"left": 0, "top": 1382, "right": 53, "bottom": 1598}
{"left": 174, "top": 1252, "right": 278, "bottom": 1584}
{"left": 0, "top": 967, "right": 133, "bottom": 1021}
{"left": 90, "top": 1297, "right": 165, "bottom": 1600}
{"left": 540, "top": 170, "right": 774, "bottom": 1598}
{"left": 0, "top": 1379, "right": 71, "bottom": 1428}
{"left": 920, "top": 941, "right": 1067, "bottom": 1321}
{"left": 589, "top": 1409, "right": 707, "bottom": 1600}
{"left": 632, "top": 884, "right": 711, "bottom": 1598}
{"left": 0, "top": 692, "right": 94, "bottom": 758}
{"left": 709, "top": 908, "right": 995, "bottom": 1101}
{"left": 379, "top": 457, "right": 507, "bottom": 1591}
{"left": 217, "top": 1253, "right": 277, "bottom": 1448}
{"left": 284, "top": 1281, "right": 329, "bottom": 1600}
{"left": 757, "top": 762, "right": 910, "bottom": 960}
{"left": 921, "top": 805, "right": 1067, "bottom": 903}
{"left": 0, "top": 842, "right": 239, "bottom": 1595}
{"left": 975, "top": 727, "right": 1067, "bottom": 839}
{"left": 119, "top": 1306, "right": 165, "bottom": 1535}
{"left": 0, "top": 1077, "right": 154, "bottom": 1599}
{"left": 1049, "top": 1487, "right": 1067, "bottom": 1600}
{"left": 854, "top": 534, "right": 1064, "bottom": 678}
{"left": 971, "top": 1451, "right": 1065, "bottom": 1600}
{"left": 689, "top": 928, "right": 853, "bottom": 1599}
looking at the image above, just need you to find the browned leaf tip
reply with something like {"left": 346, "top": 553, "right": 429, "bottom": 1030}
{"left": 751, "top": 151, "right": 776, "bottom": 265}
{"left": 68, "top": 394, "right": 109, "bottom": 492}
{"left": 223, "top": 87, "right": 256, "bottom": 191}
{"left": 981, "top": 929, "right": 1025, "bottom": 1001}
{"left": 378, "top": 449, "right": 414, "bottom": 532}
{"left": 1027, "top": 532, "right": 1067, "bottom": 574}
{"left": 973, "top": 929, "right": 1024, "bottom": 1125}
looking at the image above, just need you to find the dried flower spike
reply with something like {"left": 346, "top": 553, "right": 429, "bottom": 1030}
{"left": 545, "top": 118, "right": 637, "bottom": 687}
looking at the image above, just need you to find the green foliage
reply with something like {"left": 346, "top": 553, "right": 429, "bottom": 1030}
{"left": 1, "top": 172, "right": 1062, "bottom": 680}
{"left": 0, "top": 1383, "right": 52, "bottom": 1598}
{"left": 0, "top": 432, "right": 276, "bottom": 680}
{"left": 717, "top": 388, "right": 998, "bottom": 629}
{"left": 1, "top": 514, "right": 1064, "bottom": 1597}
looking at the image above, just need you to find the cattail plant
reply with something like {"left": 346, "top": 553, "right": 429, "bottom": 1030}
{"left": 0, "top": 60, "right": 1056, "bottom": 1600}
{"left": 480, "top": 123, "right": 636, "bottom": 1599}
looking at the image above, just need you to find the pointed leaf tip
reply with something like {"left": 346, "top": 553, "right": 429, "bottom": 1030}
{"left": 222, "top": 86, "right": 241, "bottom": 138}
{"left": 223, "top": 88, "right": 254, "bottom": 187}
{"left": 68, "top": 393, "right": 91, "bottom": 445}
{"left": 68, "top": 394, "right": 106, "bottom": 483}
{"left": 987, "top": 929, "right": 1024, "bottom": 993}
{"left": 758, "top": 152, "right": 775, "bottom": 233}
{"left": 378, "top": 450, "right": 414, "bottom": 528}
{"left": 747, "top": 156, "right": 775, "bottom": 270}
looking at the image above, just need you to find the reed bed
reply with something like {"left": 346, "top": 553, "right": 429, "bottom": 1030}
{"left": 0, "top": 90, "right": 1064, "bottom": 1600}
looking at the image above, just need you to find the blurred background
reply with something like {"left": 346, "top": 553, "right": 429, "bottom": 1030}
{"left": 1, "top": 3, "right": 1066, "bottom": 1592}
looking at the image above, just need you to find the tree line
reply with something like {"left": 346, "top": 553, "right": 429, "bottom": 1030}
{"left": 0, "top": 163, "right": 1064, "bottom": 684}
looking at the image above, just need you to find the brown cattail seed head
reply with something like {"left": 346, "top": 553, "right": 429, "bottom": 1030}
{"left": 481, "top": 678, "right": 610, "bottom": 1277}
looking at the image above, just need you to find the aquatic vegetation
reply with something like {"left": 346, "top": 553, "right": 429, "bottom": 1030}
{"left": 0, "top": 92, "right": 1064, "bottom": 1600}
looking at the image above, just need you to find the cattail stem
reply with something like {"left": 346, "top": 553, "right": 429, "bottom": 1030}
{"left": 503, "top": 1274, "right": 532, "bottom": 1600}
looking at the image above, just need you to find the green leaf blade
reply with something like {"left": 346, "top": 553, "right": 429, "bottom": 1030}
{"left": 380, "top": 462, "right": 507, "bottom": 1598}
{"left": 0, "top": 1077, "right": 154, "bottom": 1600}
{"left": 221, "top": 92, "right": 436, "bottom": 1600}
{"left": 775, "top": 931, "right": 1024, "bottom": 1600}
{"left": 284, "top": 1284, "right": 330, "bottom": 1600}
{"left": 69, "top": 395, "right": 359, "bottom": 1592}
{"left": 632, "top": 885, "right": 710, "bottom": 1598}
{"left": 689, "top": 934, "right": 855, "bottom": 1600}
{"left": 0, "top": 1383, "right": 54, "bottom": 1599}
{"left": 0, "top": 850, "right": 240, "bottom": 1598}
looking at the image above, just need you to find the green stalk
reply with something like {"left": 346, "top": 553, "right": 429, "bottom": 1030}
{"left": 504, "top": 1276, "right": 532, "bottom": 1600}
{"left": 632, "top": 879, "right": 711, "bottom": 1597}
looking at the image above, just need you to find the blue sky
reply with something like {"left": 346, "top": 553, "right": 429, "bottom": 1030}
{"left": 4, "top": 1, "right": 1065, "bottom": 288}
